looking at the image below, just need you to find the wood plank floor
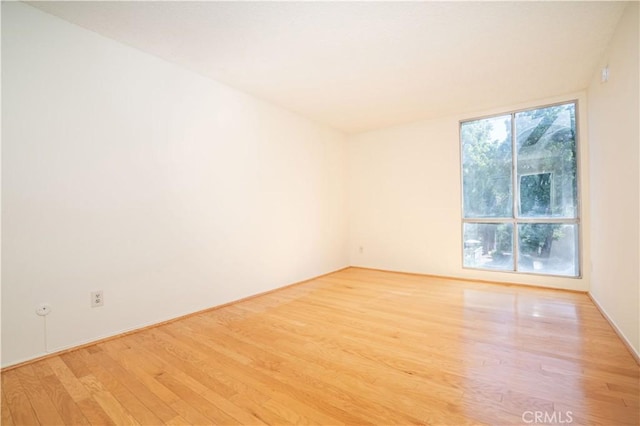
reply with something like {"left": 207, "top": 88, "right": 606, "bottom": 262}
{"left": 2, "top": 268, "right": 639, "bottom": 425}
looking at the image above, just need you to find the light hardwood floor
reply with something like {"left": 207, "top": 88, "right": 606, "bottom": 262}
{"left": 2, "top": 268, "right": 639, "bottom": 425}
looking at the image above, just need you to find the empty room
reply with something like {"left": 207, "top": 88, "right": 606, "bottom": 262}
{"left": 1, "top": 1, "right": 639, "bottom": 425}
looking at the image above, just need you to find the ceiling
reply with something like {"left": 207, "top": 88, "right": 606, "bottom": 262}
{"left": 28, "top": 1, "right": 627, "bottom": 134}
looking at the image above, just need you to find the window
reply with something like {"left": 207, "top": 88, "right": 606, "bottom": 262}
{"left": 461, "top": 102, "right": 579, "bottom": 277}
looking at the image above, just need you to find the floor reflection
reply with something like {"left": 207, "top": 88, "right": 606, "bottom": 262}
{"left": 461, "top": 288, "right": 587, "bottom": 423}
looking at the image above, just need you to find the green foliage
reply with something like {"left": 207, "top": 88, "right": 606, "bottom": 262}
{"left": 461, "top": 117, "right": 511, "bottom": 217}
{"left": 520, "top": 173, "right": 551, "bottom": 216}
{"left": 519, "top": 223, "right": 563, "bottom": 257}
{"left": 495, "top": 224, "right": 512, "bottom": 254}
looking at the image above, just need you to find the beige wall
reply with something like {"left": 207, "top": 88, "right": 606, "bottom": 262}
{"left": 587, "top": 2, "right": 639, "bottom": 357}
{"left": 348, "top": 93, "right": 590, "bottom": 291}
{"left": 1, "top": 3, "right": 349, "bottom": 367}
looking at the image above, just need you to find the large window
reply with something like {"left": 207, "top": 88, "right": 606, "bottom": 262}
{"left": 461, "top": 102, "right": 579, "bottom": 277}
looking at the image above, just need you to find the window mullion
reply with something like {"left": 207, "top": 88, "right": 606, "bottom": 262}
{"left": 462, "top": 218, "right": 513, "bottom": 223}
{"left": 511, "top": 113, "right": 518, "bottom": 272}
{"left": 516, "top": 218, "right": 580, "bottom": 224}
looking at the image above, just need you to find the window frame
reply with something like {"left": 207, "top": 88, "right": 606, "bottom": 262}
{"left": 459, "top": 100, "right": 582, "bottom": 278}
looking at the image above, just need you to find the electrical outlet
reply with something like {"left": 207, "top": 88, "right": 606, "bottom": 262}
{"left": 91, "top": 290, "right": 104, "bottom": 307}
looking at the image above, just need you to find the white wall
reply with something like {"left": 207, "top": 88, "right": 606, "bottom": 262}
{"left": 587, "top": 2, "right": 639, "bottom": 357}
{"left": 1, "top": 2, "right": 349, "bottom": 367}
{"left": 348, "top": 92, "right": 590, "bottom": 292}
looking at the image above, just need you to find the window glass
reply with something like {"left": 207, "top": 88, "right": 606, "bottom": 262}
{"left": 463, "top": 223, "right": 513, "bottom": 271}
{"left": 515, "top": 104, "right": 577, "bottom": 218}
{"left": 461, "top": 115, "right": 512, "bottom": 218}
{"left": 517, "top": 224, "right": 578, "bottom": 277}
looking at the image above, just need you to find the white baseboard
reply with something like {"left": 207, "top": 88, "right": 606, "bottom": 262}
{"left": 588, "top": 292, "right": 640, "bottom": 365}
